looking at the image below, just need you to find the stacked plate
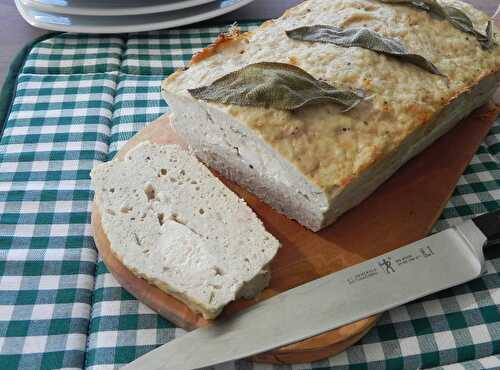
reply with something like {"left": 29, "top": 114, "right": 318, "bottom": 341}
{"left": 15, "top": 0, "right": 255, "bottom": 33}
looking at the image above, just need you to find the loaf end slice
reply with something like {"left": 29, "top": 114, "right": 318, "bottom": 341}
{"left": 91, "top": 142, "right": 280, "bottom": 319}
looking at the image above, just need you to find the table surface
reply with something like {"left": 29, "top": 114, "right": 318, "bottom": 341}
{"left": 0, "top": 0, "right": 498, "bottom": 91}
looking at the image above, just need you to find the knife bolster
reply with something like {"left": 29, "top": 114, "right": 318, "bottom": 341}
{"left": 472, "top": 210, "right": 500, "bottom": 246}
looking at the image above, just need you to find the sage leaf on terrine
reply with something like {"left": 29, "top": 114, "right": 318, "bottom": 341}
{"left": 379, "top": 0, "right": 496, "bottom": 49}
{"left": 286, "top": 25, "right": 444, "bottom": 76}
{"left": 188, "top": 62, "right": 366, "bottom": 111}
{"left": 380, "top": 0, "right": 446, "bottom": 17}
{"left": 481, "top": 21, "right": 494, "bottom": 50}
{"left": 442, "top": 7, "right": 494, "bottom": 49}
{"left": 379, "top": 0, "right": 447, "bottom": 17}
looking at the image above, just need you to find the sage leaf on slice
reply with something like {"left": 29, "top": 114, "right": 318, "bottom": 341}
{"left": 379, "top": 0, "right": 496, "bottom": 49}
{"left": 188, "top": 62, "right": 366, "bottom": 111}
{"left": 286, "top": 25, "right": 444, "bottom": 76}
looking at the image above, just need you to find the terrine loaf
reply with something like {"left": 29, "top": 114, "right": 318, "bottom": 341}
{"left": 91, "top": 142, "right": 280, "bottom": 319}
{"left": 162, "top": 0, "right": 500, "bottom": 231}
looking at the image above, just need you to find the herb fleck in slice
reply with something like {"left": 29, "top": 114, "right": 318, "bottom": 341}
{"left": 188, "top": 62, "right": 365, "bottom": 111}
{"left": 379, "top": 0, "right": 496, "bottom": 49}
{"left": 286, "top": 25, "right": 444, "bottom": 76}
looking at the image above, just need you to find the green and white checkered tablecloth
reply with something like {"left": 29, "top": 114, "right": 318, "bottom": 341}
{"left": 0, "top": 23, "right": 499, "bottom": 370}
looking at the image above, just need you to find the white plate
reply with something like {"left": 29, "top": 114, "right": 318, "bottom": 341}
{"left": 15, "top": 0, "right": 255, "bottom": 33}
{"left": 22, "top": 0, "right": 216, "bottom": 16}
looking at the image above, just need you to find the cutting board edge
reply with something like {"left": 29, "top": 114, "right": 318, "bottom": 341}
{"left": 91, "top": 103, "right": 498, "bottom": 364}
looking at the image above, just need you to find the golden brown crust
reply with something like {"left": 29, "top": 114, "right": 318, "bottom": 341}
{"left": 343, "top": 70, "right": 499, "bottom": 189}
{"left": 190, "top": 28, "right": 251, "bottom": 65}
{"left": 189, "top": 18, "right": 278, "bottom": 66}
{"left": 260, "top": 19, "right": 275, "bottom": 29}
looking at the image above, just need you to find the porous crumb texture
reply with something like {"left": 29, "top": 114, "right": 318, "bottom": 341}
{"left": 164, "top": 0, "right": 500, "bottom": 193}
{"left": 91, "top": 142, "right": 280, "bottom": 319}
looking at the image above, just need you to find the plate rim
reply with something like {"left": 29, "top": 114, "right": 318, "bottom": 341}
{"left": 15, "top": 0, "right": 256, "bottom": 33}
{"left": 21, "top": 0, "right": 217, "bottom": 17}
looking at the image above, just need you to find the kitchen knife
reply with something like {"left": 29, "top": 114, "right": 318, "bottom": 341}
{"left": 123, "top": 211, "right": 500, "bottom": 370}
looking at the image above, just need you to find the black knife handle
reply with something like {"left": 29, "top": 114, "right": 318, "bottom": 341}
{"left": 472, "top": 210, "right": 500, "bottom": 246}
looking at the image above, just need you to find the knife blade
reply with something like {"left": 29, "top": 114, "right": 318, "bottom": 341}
{"left": 123, "top": 211, "right": 500, "bottom": 370}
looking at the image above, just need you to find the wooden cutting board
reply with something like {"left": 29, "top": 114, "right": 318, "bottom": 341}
{"left": 92, "top": 103, "right": 497, "bottom": 364}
